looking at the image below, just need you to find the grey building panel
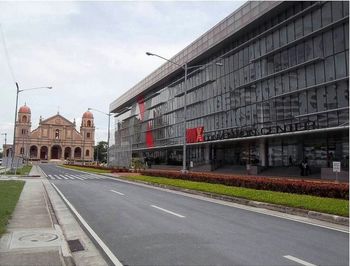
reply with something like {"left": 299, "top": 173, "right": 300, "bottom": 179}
{"left": 109, "top": 1, "right": 282, "bottom": 113}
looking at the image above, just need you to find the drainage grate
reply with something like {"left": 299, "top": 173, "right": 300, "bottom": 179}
{"left": 67, "top": 239, "right": 84, "bottom": 252}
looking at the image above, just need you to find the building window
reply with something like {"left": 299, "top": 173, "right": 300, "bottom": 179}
{"left": 21, "top": 129, "right": 26, "bottom": 135}
{"left": 87, "top": 132, "right": 91, "bottom": 138}
{"left": 85, "top": 150, "right": 90, "bottom": 156}
{"left": 22, "top": 116, "right": 27, "bottom": 123}
{"left": 20, "top": 147, "right": 24, "bottom": 154}
{"left": 87, "top": 120, "right": 91, "bottom": 127}
{"left": 55, "top": 129, "right": 60, "bottom": 139}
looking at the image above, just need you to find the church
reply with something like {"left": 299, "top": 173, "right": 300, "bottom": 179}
{"left": 4, "top": 104, "right": 95, "bottom": 163}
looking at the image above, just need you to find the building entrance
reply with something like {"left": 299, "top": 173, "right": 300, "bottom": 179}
{"left": 51, "top": 145, "right": 62, "bottom": 159}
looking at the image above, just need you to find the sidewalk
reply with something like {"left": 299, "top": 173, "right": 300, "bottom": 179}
{"left": 0, "top": 169, "right": 67, "bottom": 265}
{"left": 0, "top": 165, "right": 108, "bottom": 266}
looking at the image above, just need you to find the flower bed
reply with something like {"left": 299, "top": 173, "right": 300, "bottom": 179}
{"left": 64, "top": 164, "right": 129, "bottom": 173}
{"left": 139, "top": 170, "right": 349, "bottom": 199}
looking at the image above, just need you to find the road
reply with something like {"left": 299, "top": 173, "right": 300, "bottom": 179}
{"left": 40, "top": 164, "right": 349, "bottom": 266}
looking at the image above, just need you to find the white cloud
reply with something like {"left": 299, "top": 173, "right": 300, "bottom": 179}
{"left": 0, "top": 1, "right": 243, "bottom": 145}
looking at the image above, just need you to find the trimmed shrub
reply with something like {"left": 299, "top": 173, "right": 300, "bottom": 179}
{"left": 139, "top": 170, "right": 349, "bottom": 199}
{"left": 64, "top": 164, "right": 129, "bottom": 173}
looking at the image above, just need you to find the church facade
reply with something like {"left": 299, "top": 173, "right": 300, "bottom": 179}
{"left": 4, "top": 104, "right": 95, "bottom": 162}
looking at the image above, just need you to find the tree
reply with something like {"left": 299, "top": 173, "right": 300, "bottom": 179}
{"left": 94, "top": 141, "right": 108, "bottom": 163}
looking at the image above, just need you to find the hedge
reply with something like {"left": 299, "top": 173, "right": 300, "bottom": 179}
{"left": 64, "top": 164, "right": 129, "bottom": 173}
{"left": 139, "top": 170, "right": 349, "bottom": 199}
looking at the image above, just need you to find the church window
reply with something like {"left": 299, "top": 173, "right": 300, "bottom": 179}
{"left": 20, "top": 147, "right": 24, "bottom": 154}
{"left": 87, "top": 120, "right": 91, "bottom": 127}
{"left": 22, "top": 116, "right": 27, "bottom": 123}
{"left": 55, "top": 129, "right": 60, "bottom": 139}
{"left": 21, "top": 129, "right": 26, "bottom": 135}
{"left": 87, "top": 132, "right": 91, "bottom": 138}
{"left": 86, "top": 149, "right": 90, "bottom": 156}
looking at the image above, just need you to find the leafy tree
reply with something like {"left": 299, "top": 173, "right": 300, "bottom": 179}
{"left": 94, "top": 141, "right": 108, "bottom": 163}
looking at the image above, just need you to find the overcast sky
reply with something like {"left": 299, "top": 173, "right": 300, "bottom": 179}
{"left": 0, "top": 1, "right": 243, "bottom": 147}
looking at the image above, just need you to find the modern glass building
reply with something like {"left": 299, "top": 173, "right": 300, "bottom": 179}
{"left": 109, "top": 1, "right": 349, "bottom": 175}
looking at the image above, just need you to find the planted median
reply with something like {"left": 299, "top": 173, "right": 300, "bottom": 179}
{"left": 118, "top": 174, "right": 348, "bottom": 217}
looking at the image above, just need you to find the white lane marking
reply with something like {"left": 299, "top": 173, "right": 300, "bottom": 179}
{"left": 78, "top": 175, "right": 89, "bottom": 180}
{"left": 70, "top": 175, "right": 84, "bottom": 181}
{"left": 48, "top": 174, "right": 54, "bottom": 179}
{"left": 59, "top": 174, "right": 69, "bottom": 180}
{"left": 110, "top": 190, "right": 125, "bottom": 196}
{"left": 66, "top": 174, "right": 82, "bottom": 180}
{"left": 54, "top": 175, "right": 62, "bottom": 180}
{"left": 284, "top": 255, "right": 317, "bottom": 266}
{"left": 101, "top": 176, "right": 348, "bottom": 234}
{"left": 51, "top": 183, "right": 123, "bottom": 266}
{"left": 151, "top": 205, "right": 185, "bottom": 218}
{"left": 64, "top": 175, "right": 75, "bottom": 180}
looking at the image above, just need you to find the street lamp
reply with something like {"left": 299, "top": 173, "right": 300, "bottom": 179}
{"left": 88, "top": 107, "right": 111, "bottom": 166}
{"left": 11, "top": 83, "right": 52, "bottom": 169}
{"left": 146, "top": 52, "right": 222, "bottom": 173}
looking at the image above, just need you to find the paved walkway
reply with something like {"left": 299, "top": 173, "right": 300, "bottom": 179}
{"left": 0, "top": 166, "right": 65, "bottom": 266}
{"left": 0, "top": 165, "right": 108, "bottom": 266}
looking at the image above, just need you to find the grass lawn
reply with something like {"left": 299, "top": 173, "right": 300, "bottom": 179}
{"left": 0, "top": 181, "right": 25, "bottom": 236}
{"left": 118, "top": 174, "right": 349, "bottom": 217}
{"left": 6, "top": 165, "right": 32, "bottom": 175}
{"left": 63, "top": 165, "right": 111, "bottom": 174}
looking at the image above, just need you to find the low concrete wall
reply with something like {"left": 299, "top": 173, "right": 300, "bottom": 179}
{"left": 321, "top": 168, "right": 349, "bottom": 182}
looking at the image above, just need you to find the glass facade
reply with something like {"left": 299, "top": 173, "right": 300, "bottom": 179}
{"left": 110, "top": 1, "right": 349, "bottom": 173}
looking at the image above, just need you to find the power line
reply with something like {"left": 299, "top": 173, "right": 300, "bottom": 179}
{"left": 0, "top": 24, "right": 16, "bottom": 83}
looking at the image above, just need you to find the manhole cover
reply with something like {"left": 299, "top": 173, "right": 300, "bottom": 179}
{"left": 19, "top": 233, "right": 59, "bottom": 243}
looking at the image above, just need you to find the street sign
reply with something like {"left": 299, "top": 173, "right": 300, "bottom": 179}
{"left": 333, "top": 161, "right": 341, "bottom": 172}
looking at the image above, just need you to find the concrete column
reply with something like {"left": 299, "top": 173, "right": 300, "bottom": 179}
{"left": 48, "top": 146, "right": 51, "bottom": 160}
{"left": 204, "top": 144, "right": 210, "bottom": 164}
{"left": 259, "top": 139, "right": 267, "bottom": 167}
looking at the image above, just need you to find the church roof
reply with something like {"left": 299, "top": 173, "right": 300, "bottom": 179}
{"left": 40, "top": 114, "right": 75, "bottom": 126}
{"left": 19, "top": 104, "right": 31, "bottom": 114}
{"left": 83, "top": 111, "right": 94, "bottom": 119}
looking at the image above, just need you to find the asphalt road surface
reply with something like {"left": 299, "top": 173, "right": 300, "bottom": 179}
{"left": 40, "top": 164, "right": 349, "bottom": 266}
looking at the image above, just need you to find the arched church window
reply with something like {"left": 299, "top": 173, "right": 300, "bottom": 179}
{"left": 22, "top": 116, "right": 27, "bottom": 123}
{"left": 55, "top": 129, "right": 60, "bottom": 139}
{"left": 87, "top": 120, "right": 91, "bottom": 127}
{"left": 20, "top": 147, "right": 24, "bottom": 154}
{"left": 86, "top": 149, "right": 90, "bottom": 156}
{"left": 87, "top": 132, "right": 91, "bottom": 138}
{"left": 22, "top": 129, "right": 26, "bottom": 135}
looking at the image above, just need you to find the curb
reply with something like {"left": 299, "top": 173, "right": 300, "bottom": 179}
{"left": 101, "top": 173, "right": 349, "bottom": 227}
{"left": 40, "top": 166, "right": 109, "bottom": 266}
{"left": 42, "top": 181, "right": 75, "bottom": 266}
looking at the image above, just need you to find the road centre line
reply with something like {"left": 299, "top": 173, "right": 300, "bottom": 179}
{"left": 110, "top": 190, "right": 125, "bottom": 196}
{"left": 151, "top": 205, "right": 185, "bottom": 218}
{"left": 51, "top": 183, "right": 123, "bottom": 266}
{"left": 284, "top": 255, "right": 317, "bottom": 266}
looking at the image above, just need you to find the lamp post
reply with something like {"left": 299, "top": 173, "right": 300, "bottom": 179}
{"left": 88, "top": 107, "right": 111, "bottom": 166}
{"left": 146, "top": 52, "right": 222, "bottom": 173}
{"left": 11, "top": 83, "right": 52, "bottom": 169}
{"left": 1, "top": 133, "right": 7, "bottom": 174}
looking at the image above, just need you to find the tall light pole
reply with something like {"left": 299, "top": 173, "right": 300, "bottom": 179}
{"left": 11, "top": 83, "right": 52, "bottom": 169}
{"left": 146, "top": 52, "right": 222, "bottom": 173}
{"left": 1, "top": 133, "right": 7, "bottom": 174}
{"left": 88, "top": 107, "right": 111, "bottom": 166}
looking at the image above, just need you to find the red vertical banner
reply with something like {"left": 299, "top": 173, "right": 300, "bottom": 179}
{"left": 186, "top": 126, "right": 204, "bottom": 143}
{"left": 137, "top": 96, "right": 145, "bottom": 121}
{"left": 146, "top": 121, "right": 154, "bottom": 148}
{"left": 137, "top": 96, "right": 154, "bottom": 147}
